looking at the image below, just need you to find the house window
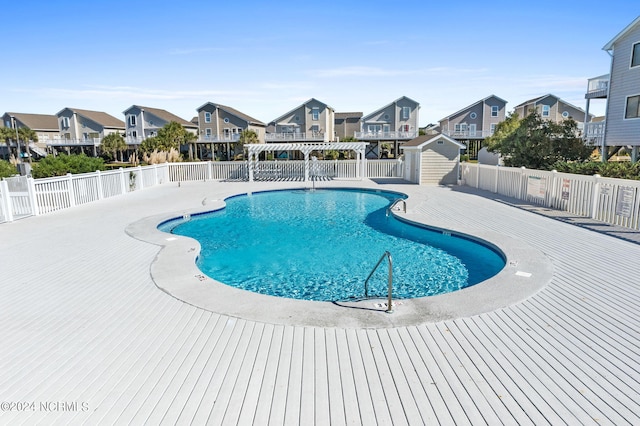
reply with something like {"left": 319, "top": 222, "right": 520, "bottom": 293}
{"left": 562, "top": 111, "right": 570, "bottom": 119}
{"left": 204, "top": 112, "right": 211, "bottom": 123}
{"left": 402, "top": 107, "right": 410, "bottom": 120}
{"left": 205, "top": 128, "right": 212, "bottom": 137}
{"left": 312, "top": 107, "right": 319, "bottom": 121}
{"left": 470, "top": 112, "right": 477, "bottom": 119}
{"left": 129, "top": 115, "right": 136, "bottom": 126}
{"left": 223, "top": 117, "right": 230, "bottom": 123}
{"left": 131, "top": 130, "right": 137, "bottom": 138}
{"left": 491, "top": 106, "right": 499, "bottom": 117}
{"left": 454, "top": 123, "right": 467, "bottom": 133}
{"left": 631, "top": 42, "right": 640, "bottom": 67}
{"left": 541, "top": 105, "right": 550, "bottom": 117}
{"left": 368, "top": 124, "right": 382, "bottom": 133}
{"left": 384, "top": 114, "right": 390, "bottom": 120}
{"left": 625, "top": 95, "right": 640, "bottom": 119}
{"left": 311, "top": 125, "right": 319, "bottom": 135}
{"left": 383, "top": 124, "right": 390, "bottom": 133}
{"left": 61, "top": 117, "right": 70, "bottom": 128}
{"left": 490, "top": 123, "right": 497, "bottom": 134}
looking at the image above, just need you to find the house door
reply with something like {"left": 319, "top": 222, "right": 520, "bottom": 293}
{"left": 469, "top": 124, "right": 476, "bottom": 137}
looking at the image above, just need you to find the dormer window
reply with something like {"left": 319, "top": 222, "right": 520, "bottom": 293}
{"left": 61, "top": 117, "right": 70, "bottom": 128}
{"left": 491, "top": 106, "right": 499, "bottom": 117}
{"left": 631, "top": 42, "right": 640, "bottom": 68}
{"left": 312, "top": 107, "right": 319, "bottom": 121}
{"left": 129, "top": 115, "right": 136, "bottom": 126}
{"left": 204, "top": 112, "right": 212, "bottom": 123}
{"left": 402, "top": 107, "right": 410, "bottom": 120}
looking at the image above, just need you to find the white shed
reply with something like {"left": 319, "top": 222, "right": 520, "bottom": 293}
{"left": 401, "top": 134, "right": 464, "bottom": 185}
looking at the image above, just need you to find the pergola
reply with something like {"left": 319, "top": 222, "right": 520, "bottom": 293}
{"left": 246, "top": 142, "right": 368, "bottom": 181}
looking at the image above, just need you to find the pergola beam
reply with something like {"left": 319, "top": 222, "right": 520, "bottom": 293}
{"left": 246, "top": 143, "right": 367, "bottom": 182}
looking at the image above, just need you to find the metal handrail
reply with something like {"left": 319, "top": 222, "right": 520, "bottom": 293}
{"left": 386, "top": 198, "right": 406, "bottom": 217}
{"left": 364, "top": 251, "right": 394, "bottom": 313}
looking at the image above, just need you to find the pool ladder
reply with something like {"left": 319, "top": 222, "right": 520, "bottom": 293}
{"left": 364, "top": 251, "right": 394, "bottom": 313}
{"left": 386, "top": 198, "right": 406, "bottom": 217}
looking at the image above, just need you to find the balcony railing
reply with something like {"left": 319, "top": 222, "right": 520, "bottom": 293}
{"left": 354, "top": 131, "right": 418, "bottom": 140}
{"left": 586, "top": 74, "right": 609, "bottom": 99}
{"left": 46, "top": 138, "right": 102, "bottom": 146}
{"left": 441, "top": 129, "right": 494, "bottom": 139}
{"left": 265, "top": 132, "right": 325, "bottom": 142}
{"left": 196, "top": 134, "right": 240, "bottom": 143}
{"left": 584, "top": 121, "right": 605, "bottom": 145}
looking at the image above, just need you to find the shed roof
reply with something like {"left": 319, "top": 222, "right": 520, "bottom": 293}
{"left": 401, "top": 133, "right": 465, "bottom": 149}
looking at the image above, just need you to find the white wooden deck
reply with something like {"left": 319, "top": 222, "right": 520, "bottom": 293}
{"left": 0, "top": 180, "right": 639, "bottom": 425}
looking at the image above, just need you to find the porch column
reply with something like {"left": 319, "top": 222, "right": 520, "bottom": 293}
{"left": 303, "top": 150, "right": 310, "bottom": 182}
{"left": 632, "top": 146, "right": 639, "bottom": 163}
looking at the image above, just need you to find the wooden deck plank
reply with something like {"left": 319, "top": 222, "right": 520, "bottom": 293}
{"left": 1, "top": 181, "right": 640, "bottom": 425}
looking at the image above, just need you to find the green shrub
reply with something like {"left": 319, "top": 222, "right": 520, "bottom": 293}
{"left": 552, "top": 161, "right": 640, "bottom": 180}
{"left": 32, "top": 154, "right": 106, "bottom": 178}
{"left": 0, "top": 160, "right": 17, "bottom": 178}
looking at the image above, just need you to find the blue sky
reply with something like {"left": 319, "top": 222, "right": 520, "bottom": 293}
{"left": 1, "top": 1, "right": 637, "bottom": 126}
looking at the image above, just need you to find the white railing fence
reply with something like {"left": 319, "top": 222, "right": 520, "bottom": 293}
{"left": 0, "top": 160, "right": 405, "bottom": 223}
{"left": 461, "top": 163, "right": 640, "bottom": 230}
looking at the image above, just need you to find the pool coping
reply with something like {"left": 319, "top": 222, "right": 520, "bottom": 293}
{"left": 126, "top": 185, "right": 554, "bottom": 328}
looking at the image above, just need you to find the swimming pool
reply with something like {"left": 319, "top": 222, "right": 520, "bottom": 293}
{"left": 160, "top": 188, "right": 505, "bottom": 302}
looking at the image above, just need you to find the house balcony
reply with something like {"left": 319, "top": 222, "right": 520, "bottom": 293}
{"left": 585, "top": 74, "right": 609, "bottom": 99}
{"left": 583, "top": 121, "right": 605, "bottom": 145}
{"left": 196, "top": 134, "right": 240, "bottom": 143}
{"left": 354, "top": 131, "right": 418, "bottom": 140}
{"left": 441, "top": 129, "right": 495, "bottom": 139}
{"left": 46, "top": 138, "right": 102, "bottom": 146}
{"left": 265, "top": 132, "right": 326, "bottom": 142}
{"left": 125, "top": 137, "right": 145, "bottom": 145}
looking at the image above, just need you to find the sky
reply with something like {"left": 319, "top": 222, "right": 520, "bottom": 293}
{"left": 1, "top": 1, "right": 637, "bottom": 127}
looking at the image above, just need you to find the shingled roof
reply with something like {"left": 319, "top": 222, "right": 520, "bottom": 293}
{"left": 59, "top": 108, "right": 125, "bottom": 129}
{"left": 5, "top": 113, "right": 58, "bottom": 131}
{"left": 197, "top": 102, "right": 266, "bottom": 126}
{"left": 126, "top": 105, "right": 197, "bottom": 129}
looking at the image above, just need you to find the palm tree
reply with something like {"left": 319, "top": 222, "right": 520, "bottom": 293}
{"left": 101, "top": 133, "right": 127, "bottom": 162}
{"left": 0, "top": 127, "right": 12, "bottom": 160}
{"left": 237, "top": 129, "right": 259, "bottom": 160}
{"left": 16, "top": 127, "right": 38, "bottom": 164}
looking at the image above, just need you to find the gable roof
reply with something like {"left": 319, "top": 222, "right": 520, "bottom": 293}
{"left": 197, "top": 102, "right": 266, "bottom": 126}
{"left": 514, "top": 94, "right": 557, "bottom": 108}
{"left": 57, "top": 108, "right": 125, "bottom": 129}
{"left": 401, "top": 133, "right": 465, "bottom": 150}
{"left": 4, "top": 112, "right": 58, "bottom": 131}
{"left": 439, "top": 95, "right": 507, "bottom": 121}
{"left": 335, "top": 112, "right": 363, "bottom": 120}
{"left": 269, "top": 98, "right": 333, "bottom": 124}
{"left": 362, "top": 96, "right": 420, "bottom": 121}
{"left": 514, "top": 94, "right": 589, "bottom": 116}
{"left": 603, "top": 16, "right": 640, "bottom": 51}
{"left": 123, "top": 105, "right": 197, "bottom": 129}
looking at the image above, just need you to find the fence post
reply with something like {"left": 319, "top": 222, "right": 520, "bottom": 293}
{"left": 591, "top": 174, "right": 601, "bottom": 219}
{"left": 26, "top": 177, "right": 39, "bottom": 216}
{"left": 549, "top": 170, "right": 558, "bottom": 209}
{"left": 518, "top": 167, "right": 526, "bottom": 200}
{"left": 207, "top": 161, "right": 212, "bottom": 181}
{"left": 67, "top": 173, "right": 76, "bottom": 207}
{"left": 137, "top": 165, "right": 144, "bottom": 191}
{"left": 0, "top": 180, "right": 14, "bottom": 222}
{"left": 96, "top": 170, "right": 104, "bottom": 200}
{"left": 119, "top": 167, "right": 127, "bottom": 194}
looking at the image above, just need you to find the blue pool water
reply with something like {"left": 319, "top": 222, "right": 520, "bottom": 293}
{"left": 160, "top": 189, "right": 505, "bottom": 301}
